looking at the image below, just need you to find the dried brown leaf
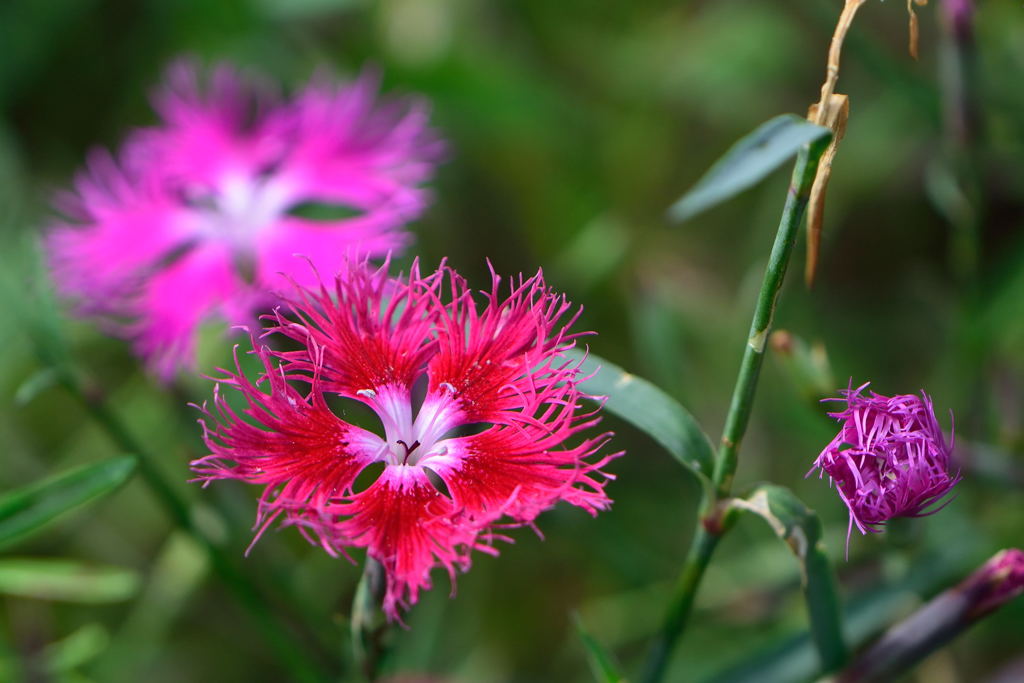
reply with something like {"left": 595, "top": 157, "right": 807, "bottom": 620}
{"left": 908, "top": 0, "right": 929, "bottom": 59}
{"left": 805, "top": 94, "right": 849, "bottom": 287}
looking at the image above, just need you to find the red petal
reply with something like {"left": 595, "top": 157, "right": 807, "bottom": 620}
{"left": 193, "top": 343, "right": 384, "bottom": 547}
{"left": 427, "top": 267, "right": 586, "bottom": 425}
{"left": 420, "top": 420, "right": 616, "bottom": 525}
{"left": 330, "top": 465, "right": 477, "bottom": 619}
{"left": 267, "top": 258, "right": 442, "bottom": 400}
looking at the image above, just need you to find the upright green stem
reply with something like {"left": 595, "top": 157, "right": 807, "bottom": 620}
{"left": 642, "top": 139, "right": 829, "bottom": 683}
{"left": 59, "top": 373, "right": 332, "bottom": 683}
{"left": 641, "top": 522, "right": 720, "bottom": 683}
{"left": 351, "top": 556, "right": 389, "bottom": 681}
{"left": 713, "top": 142, "right": 827, "bottom": 498}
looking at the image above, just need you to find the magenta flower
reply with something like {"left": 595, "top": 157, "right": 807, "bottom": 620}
{"left": 192, "top": 258, "right": 619, "bottom": 618}
{"left": 809, "top": 382, "right": 960, "bottom": 547}
{"left": 48, "top": 60, "right": 442, "bottom": 379}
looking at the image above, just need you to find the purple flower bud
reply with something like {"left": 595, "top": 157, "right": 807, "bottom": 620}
{"left": 838, "top": 549, "right": 1023, "bottom": 682}
{"left": 809, "top": 382, "right": 960, "bottom": 550}
{"left": 966, "top": 548, "right": 1024, "bottom": 618}
{"left": 942, "top": 0, "right": 975, "bottom": 42}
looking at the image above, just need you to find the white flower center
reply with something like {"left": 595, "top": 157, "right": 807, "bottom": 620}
{"left": 363, "top": 387, "right": 460, "bottom": 467}
{"left": 187, "top": 171, "right": 294, "bottom": 245}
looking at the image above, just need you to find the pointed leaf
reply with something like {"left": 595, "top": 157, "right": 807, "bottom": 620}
{"left": 728, "top": 484, "right": 847, "bottom": 673}
{"left": 14, "top": 367, "right": 60, "bottom": 406}
{"left": 669, "top": 115, "right": 831, "bottom": 224}
{"left": 567, "top": 348, "right": 714, "bottom": 481}
{"left": 573, "top": 613, "right": 626, "bottom": 683}
{"left": 0, "top": 559, "right": 139, "bottom": 603}
{"left": 41, "top": 623, "right": 110, "bottom": 674}
{"left": 0, "top": 456, "right": 136, "bottom": 550}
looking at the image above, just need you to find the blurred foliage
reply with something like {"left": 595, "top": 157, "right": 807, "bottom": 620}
{"left": 2, "top": 0, "right": 1023, "bottom": 681}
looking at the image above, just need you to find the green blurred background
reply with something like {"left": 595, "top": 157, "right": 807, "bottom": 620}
{"left": 2, "top": 0, "right": 1023, "bottom": 680}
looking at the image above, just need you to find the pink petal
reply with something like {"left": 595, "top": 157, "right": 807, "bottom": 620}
{"left": 254, "top": 214, "right": 410, "bottom": 290}
{"left": 136, "top": 59, "right": 288, "bottom": 188}
{"left": 47, "top": 150, "right": 191, "bottom": 311}
{"left": 278, "top": 69, "right": 442, "bottom": 210}
{"left": 129, "top": 244, "right": 254, "bottom": 379}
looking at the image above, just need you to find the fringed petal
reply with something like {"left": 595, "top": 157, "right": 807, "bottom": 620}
{"left": 427, "top": 265, "right": 588, "bottom": 426}
{"left": 266, "top": 257, "right": 443, "bottom": 399}
{"left": 279, "top": 68, "right": 443, "bottom": 212}
{"left": 419, "top": 420, "right": 617, "bottom": 525}
{"left": 330, "top": 465, "right": 477, "bottom": 620}
{"left": 193, "top": 342, "right": 385, "bottom": 548}
{"left": 127, "top": 244, "right": 253, "bottom": 379}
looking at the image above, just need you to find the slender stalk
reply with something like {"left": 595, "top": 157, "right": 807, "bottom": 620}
{"left": 351, "top": 557, "right": 389, "bottom": 681}
{"left": 641, "top": 524, "right": 720, "bottom": 683}
{"left": 713, "top": 142, "right": 827, "bottom": 498}
{"left": 813, "top": 0, "right": 869, "bottom": 121}
{"left": 59, "top": 373, "right": 331, "bottom": 683}
{"left": 642, "top": 139, "right": 829, "bottom": 683}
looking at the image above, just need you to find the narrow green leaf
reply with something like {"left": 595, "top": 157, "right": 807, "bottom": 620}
{"left": 573, "top": 613, "right": 626, "bottom": 683}
{"left": 41, "top": 623, "right": 110, "bottom": 674}
{"left": 0, "top": 456, "right": 136, "bottom": 550}
{"left": 669, "top": 115, "right": 831, "bottom": 223}
{"left": 0, "top": 559, "right": 139, "bottom": 603}
{"left": 728, "top": 484, "right": 847, "bottom": 674}
{"left": 13, "top": 367, "right": 59, "bottom": 406}
{"left": 566, "top": 348, "right": 714, "bottom": 480}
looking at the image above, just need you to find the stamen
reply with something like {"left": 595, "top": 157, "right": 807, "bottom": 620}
{"left": 396, "top": 439, "right": 421, "bottom": 465}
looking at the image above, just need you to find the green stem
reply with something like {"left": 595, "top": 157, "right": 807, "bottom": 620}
{"left": 641, "top": 525, "right": 720, "bottom": 683}
{"left": 713, "top": 143, "right": 826, "bottom": 498}
{"left": 642, "top": 139, "right": 829, "bottom": 683}
{"left": 59, "top": 373, "right": 331, "bottom": 683}
{"left": 351, "top": 556, "right": 389, "bottom": 681}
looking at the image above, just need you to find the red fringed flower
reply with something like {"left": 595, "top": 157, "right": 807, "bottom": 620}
{"left": 192, "top": 258, "right": 619, "bottom": 618}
